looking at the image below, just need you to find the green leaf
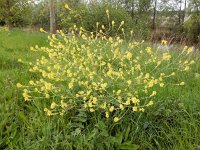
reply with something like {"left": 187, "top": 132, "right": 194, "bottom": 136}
{"left": 119, "top": 141, "right": 139, "bottom": 150}
{"left": 124, "top": 125, "right": 131, "bottom": 141}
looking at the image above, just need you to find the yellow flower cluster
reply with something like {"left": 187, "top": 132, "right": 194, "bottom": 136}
{"left": 0, "top": 26, "right": 9, "bottom": 32}
{"left": 17, "top": 20, "right": 195, "bottom": 122}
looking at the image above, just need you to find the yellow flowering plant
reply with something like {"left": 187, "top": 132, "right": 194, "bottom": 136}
{"left": 17, "top": 10, "right": 195, "bottom": 123}
{"left": 0, "top": 26, "right": 9, "bottom": 32}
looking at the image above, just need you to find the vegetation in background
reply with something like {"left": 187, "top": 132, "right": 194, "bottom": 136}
{"left": 59, "top": 4, "right": 133, "bottom": 36}
{"left": 184, "top": 14, "right": 200, "bottom": 43}
{"left": 0, "top": 0, "right": 33, "bottom": 28}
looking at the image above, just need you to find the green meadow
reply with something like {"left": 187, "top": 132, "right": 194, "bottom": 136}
{"left": 0, "top": 29, "right": 200, "bottom": 150}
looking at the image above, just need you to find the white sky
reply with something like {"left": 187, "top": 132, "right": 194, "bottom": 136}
{"left": 32, "top": 0, "right": 189, "bottom": 10}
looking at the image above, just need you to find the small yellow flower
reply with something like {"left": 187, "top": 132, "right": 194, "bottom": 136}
{"left": 68, "top": 82, "right": 73, "bottom": 89}
{"left": 92, "top": 97, "right": 97, "bottom": 104}
{"left": 96, "top": 22, "right": 99, "bottom": 27}
{"left": 184, "top": 66, "right": 190, "bottom": 71}
{"left": 18, "top": 59, "right": 22, "bottom": 62}
{"left": 65, "top": 4, "right": 71, "bottom": 10}
{"left": 132, "top": 106, "right": 138, "bottom": 112}
{"left": 146, "top": 47, "right": 152, "bottom": 54}
{"left": 88, "top": 102, "right": 93, "bottom": 108}
{"left": 150, "top": 91, "right": 157, "bottom": 97}
{"left": 106, "top": 9, "right": 109, "bottom": 14}
{"left": 45, "top": 82, "right": 52, "bottom": 90}
{"left": 180, "top": 82, "right": 185, "bottom": 86}
{"left": 184, "top": 60, "right": 188, "bottom": 64}
{"left": 126, "top": 52, "right": 132, "bottom": 60}
{"left": 44, "top": 108, "right": 53, "bottom": 116}
{"left": 112, "top": 20, "right": 115, "bottom": 26}
{"left": 114, "top": 117, "right": 120, "bottom": 122}
{"left": 121, "top": 21, "right": 125, "bottom": 25}
{"left": 159, "top": 77, "right": 163, "bottom": 81}
{"left": 130, "top": 30, "right": 133, "bottom": 35}
{"left": 187, "top": 47, "right": 193, "bottom": 54}
{"left": 89, "top": 108, "right": 95, "bottom": 112}
{"left": 127, "top": 80, "right": 132, "bottom": 86}
{"left": 190, "top": 60, "right": 195, "bottom": 65}
{"left": 50, "top": 102, "right": 57, "bottom": 109}
{"left": 160, "top": 83, "right": 164, "bottom": 87}
{"left": 101, "top": 83, "right": 107, "bottom": 89}
{"left": 145, "top": 73, "right": 150, "bottom": 79}
{"left": 116, "top": 90, "right": 121, "bottom": 95}
{"left": 148, "top": 80, "right": 154, "bottom": 88}
{"left": 157, "top": 61, "right": 161, "bottom": 66}
{"left": 162, "top": 53, "right": 171, "bottom": 60}
{"left": 108, "top": 37, "right": 113, "bottom": 42}
{"left": 147, "top": 101, "right": 154, "bottom": 106}
{"left": 47, "top": 110, "right": 53, "bottom": 116}
{"left": 160, "top": 73, "right": 165, "bottom": 76}
{"left": 105, "top": 112, "right": 109, "bottom": 118}
{"left": 29, "top": 80, "right": 34, "bottom": 85}
{"left": 132, "top": 97, "right": 139, "bottom": 104}
{"left": 161, "top": 40, "right": 167, "bottom": 45}
{"left": 61, "top": 100, "right": 67, "bottom": 108}
{"left": 119, "top": 104, "right": 124, "bottom": 110}
{"left": 139, "top": 108, "right": 145, "bottom": 112}
{"left": 16, "top": 83, "right": 23, "bottom": 88}
{"left": 22, "top": 92, "right": 31, "bottom": 101}
{"left": 171, "top": 72, "right": 175, "bottom": 76}
{"left": 125, "top": 98, "right": 131, "bottom": 105}
{"left": 45, "top": 94, "right": 50, "bottom": 99}
{"left": 109, "top": 106, "right": 115, "bottom": 112}
{"left": 40, "top": 28, "right": 46, "bottom": 33}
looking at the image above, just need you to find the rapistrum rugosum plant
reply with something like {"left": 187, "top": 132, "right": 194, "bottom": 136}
{"left": 17, "top": 9, "right": 195, "bottom": 123}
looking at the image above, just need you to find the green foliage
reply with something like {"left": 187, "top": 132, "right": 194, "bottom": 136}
{"left": 31, "top": 0, "right": 50, "bottom": 29}
{"left": 184, "top": 14, "right": 200, "bottom": 43}
{"left": 131, "top": 13, "right": 151, "bottom": 39}
{"left": 58, "top": 3, "right": 133, "bottom": 35}
{"left": 82, "top": 5, "right": 133, "bottom": 33}
{"left": 0, "top": 0, "right": 32, "bottom": 27}
{"left": 58, "top": 3, "right": 87, "bottom": 31}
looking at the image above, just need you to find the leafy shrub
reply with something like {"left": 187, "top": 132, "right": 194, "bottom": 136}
{"left": 58, "top": 3, "right": 87, "bottom": 31}
{"left": 131, "top": 13, "right": 151, "bottom": 39}
{"left": 58, "top": 3, "right": 133, "bottom": 36}
{"left": 84, "top": 5, "right": 133, "bottom": 34}
{"left": 184, "top": 14, "right": 200, "bottom": 43}
{"left": 31, "top": 1, "right": 50, "bottom": 29}
{"left": 17, "top": 18, "right": 195, "bottom": 124}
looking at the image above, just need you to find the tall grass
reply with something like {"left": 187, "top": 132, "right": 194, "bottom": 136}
{"left": 0, "top": 29, "right": 200, "bottom": 149}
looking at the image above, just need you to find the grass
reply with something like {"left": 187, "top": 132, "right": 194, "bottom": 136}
{"left": 0, "top": 29, "right": 200, "bottom": 150}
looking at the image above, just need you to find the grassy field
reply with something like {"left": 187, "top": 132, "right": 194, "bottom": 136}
{"left": 0, "top": 29, "right": 200, "bottom": 150}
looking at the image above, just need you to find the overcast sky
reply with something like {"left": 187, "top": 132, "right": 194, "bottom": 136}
{"left": 33, "top": 0, "right": 188, "bottom": 10}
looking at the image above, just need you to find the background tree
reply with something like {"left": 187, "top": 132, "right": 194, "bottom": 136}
{"left": 49, "top": 0, "right": 56, "bottom": 34}
{"left": 31, "top": 0, "right": 50, "bottom": 29}
{"left": 152, "top": 0, "right": 157, "bottom": 30}
{"left": 0, "top": 0, "right": 32, "bottom": 28}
